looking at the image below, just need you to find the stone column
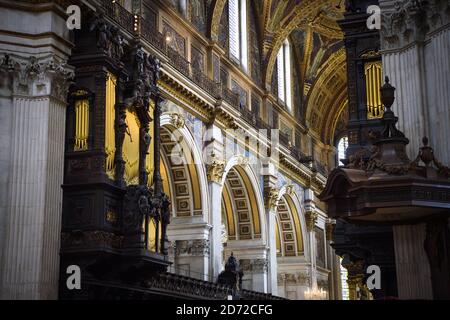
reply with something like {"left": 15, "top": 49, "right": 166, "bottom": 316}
{"left": 0, "top": 54, "right": 73, "bottom": 299}
{"left": 205, "top": 124, "right": 225, "bottom": 280}
{"left": 263, "top": 164, "right": 279, "bottom": 295}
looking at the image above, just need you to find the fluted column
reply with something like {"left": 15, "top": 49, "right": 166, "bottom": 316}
{"left": 0, "top": 55, "right": 73, "bottom": 299}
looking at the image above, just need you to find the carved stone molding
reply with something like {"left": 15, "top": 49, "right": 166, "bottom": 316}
{"left": 235, "top": 155, "right": 249, "bottom": 167}
{"left": 381, "top": 0, "right": 450, "bottom": 50}
{"left": 0, "top": 54, "right": 74, "bottom": 102}
{"left": 285, "top": 184, "right": 296, "bottom": 197}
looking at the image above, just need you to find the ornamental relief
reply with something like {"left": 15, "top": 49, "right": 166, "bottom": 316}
{"left": 277, "top": 272, "right": 310, "bottom": 286}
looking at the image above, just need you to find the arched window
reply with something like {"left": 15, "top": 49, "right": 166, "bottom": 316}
{"left": 277, "top": 39, "right": 292, "bottom": 110}
{"left": 337, "top": 136, "right": 348, "bottom": 166}
{"left": 228, "top": 0, "right": 248, "bottom": 71}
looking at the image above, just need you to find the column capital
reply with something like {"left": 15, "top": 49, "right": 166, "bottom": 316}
{"left": 0, "top": 54, "right": 74, "bottom": 102}
{"left": 305, "top": 210, "right": 318, "bottom": 232}
{"left": 206, "top": 152, "right": 225, "bottom": 183}
{"left": 264, "top": 187, "right": 280, "bottom": 211}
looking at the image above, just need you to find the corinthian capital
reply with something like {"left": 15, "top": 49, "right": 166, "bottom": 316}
{"left": 304, "top": 210, "right": 318, "bottom": 232}
{"left": 264, "top": 187, "right": 279, "bottom": 210}
{"left": 206, "top": 152, "right": 225, "bottom": 183}
{"left": 0, "top": 54, "right": 74, "bottom": 101}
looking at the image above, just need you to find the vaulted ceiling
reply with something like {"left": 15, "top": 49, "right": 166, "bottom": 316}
{"left": 207, "top": 0, "right": 347, "bottom": 144}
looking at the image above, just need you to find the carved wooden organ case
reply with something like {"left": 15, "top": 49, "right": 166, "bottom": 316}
{"left": 60, "top": 12, "right": 171, "bottom": 298}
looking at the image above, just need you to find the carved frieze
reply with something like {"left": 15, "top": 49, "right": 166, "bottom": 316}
{"left": 61, "top": 231, "right": 123, "bottom": 249}
{"left": 174, "top": 239, "right": 211, "bottom": 256}
{"left": 277, "top": 272, "right": 310, "bottom": 286}
{"left": 240, "top": 258, "right": 269, "bottom": 273}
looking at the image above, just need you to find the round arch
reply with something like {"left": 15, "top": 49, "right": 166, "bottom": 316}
{"left": 220, "top": 156, "right": 267, "bottom": 244}
{"left": 159, "top": 114, "right": 209, "bottom": 222}
{"left": 276, "top": 186, "right": 310, "bottom": 259}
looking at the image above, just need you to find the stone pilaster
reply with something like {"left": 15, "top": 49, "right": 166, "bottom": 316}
{"left": 204, "top": 123, "right": 225, "bottom": 279}
{"left": 304, "top": 188, "right": 318, "bottom": 294}
{"left": 263, "top": 163, "right": 279, "bottom": 295}
{"left": 0, "top": 54, "right": 73, "bottom": 299}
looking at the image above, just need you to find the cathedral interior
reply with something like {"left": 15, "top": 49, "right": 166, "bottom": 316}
{"left": 0, "top": 0, "right": 449, "bottom": 300}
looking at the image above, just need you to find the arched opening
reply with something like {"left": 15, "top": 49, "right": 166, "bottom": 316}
{"left": 220, "top": 164, "right": 267, "bottom": 292}
{"left": 221, "top": 166, "right": 261, "bottom": 242}
{"left": 156, "top": 117, "right": 210, "bottom": 280}
{"left": 275, "top": 195, "right": 304, "bottom": 257}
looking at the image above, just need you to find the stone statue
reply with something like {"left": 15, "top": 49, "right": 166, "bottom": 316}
{"left": 218, "top": 253, "right": 244, "bottom": 299}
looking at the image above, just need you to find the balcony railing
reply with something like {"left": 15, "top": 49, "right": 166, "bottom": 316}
{"left": 140, "top": 18, "right": 166, "bottom": 53}
{"left": 279, "top": 131, "right": 292, "bottom": 148}
{"left": 102, "top": 0, "right": 135, "bottom": 34}
{"left": 291, "top": 146, "right": 313, "bottom": 164}
{"left": 191, "top": 69, "right": 221, "bottom": 99}
{"left": 222, "top": 87, "right": 240, "bottom": 108}
{"left": 167, "top": 46, "right": 190, "bottom": 78}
